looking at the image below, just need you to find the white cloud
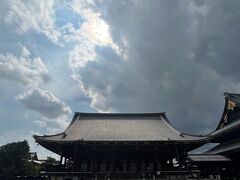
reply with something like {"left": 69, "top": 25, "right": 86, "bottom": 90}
{"left": 16, "top": 88, "right": 71, "bottom": 129}
{"left": 3, "top": 0, "right": 123, "bottom": 52}
{"left": 3, "top": 0, "right": 124, "bottom": 71}
{"left": 66, "top": 1, "right": 125, "bottom": 112}
{"left": 66, "top": 3, "right": 123, "bottom": 70}
{"left": 21, "top": 45, "right": 31, "bottom": 57}
{"left": 34, "top": 120, "right": 47, "bottom": 128}
{"left": 3, "top": 0, "right": 125, "bottom": 73}
{"left": 0, "top": 46, "right": 49, "bottom": 88}
{"left": 16, "top": 88, "right": 71, "bottom": 119}
{"left": 5, "top": 0, "right": 61, "bottom": 44}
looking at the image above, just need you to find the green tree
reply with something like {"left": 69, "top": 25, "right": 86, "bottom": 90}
{"left": 0, "top": 140, "right": 30, "bottom": 179}
{"left": 44, "top": 156, "right": 57, "bottom": 165}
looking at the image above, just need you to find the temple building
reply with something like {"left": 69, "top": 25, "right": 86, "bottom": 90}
{"left": 33, "top": 93, "right": 240, "bottom": 179}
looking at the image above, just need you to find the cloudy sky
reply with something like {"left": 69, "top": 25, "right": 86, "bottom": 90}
{"left": 0, "top": 0, "right": 240, "bottom": 158}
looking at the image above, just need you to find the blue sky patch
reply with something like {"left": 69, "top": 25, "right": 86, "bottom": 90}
{"left": 55, "top": 5, "right": 83, "bottom": 29}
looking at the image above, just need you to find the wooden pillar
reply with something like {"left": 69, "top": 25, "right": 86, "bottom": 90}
{"left": 93, "top": 143, "right": 97, "bottom": 174}
{"left": 60, "top": 155, "right": 63, "bottom": 165}
{"left": 64, "top": 157, "right": 67, "bottom": 167}
{"left": 155, "top": 154, "right": 159, "bottom": 171}
{"left": 136, "top": 144, "right": 140, "bottom": 176}
{"left": 175, "top": 143, "right": 180, "bottom": 168}
{"left": 113, "top": 144, "right": 116, "bottom": 173}
{"left": 154, "top": 144, "right": 158, "bottom": 172}
{"left": 60, "top": 146, "right": 63, "bottom": 166}
{"left": 73, "top": 143, "right": 77, "bottom": 169}
{"left": 127, "top": 159, "right": 130, "bottom": 172}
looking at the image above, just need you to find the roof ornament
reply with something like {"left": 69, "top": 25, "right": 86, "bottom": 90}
{"left": 179, "top": 133, "right": 184, "bottom": 137}
{"left": 62, "top": 133, "right": 67, "bottom": 138}
{"left": 220, "top": 99, "right": 237, "bottom": 129}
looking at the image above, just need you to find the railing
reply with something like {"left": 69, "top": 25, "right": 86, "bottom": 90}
{"left": 16, "top": 175, "right": 49, "bottom": 179}
{"left": 40, "top": 165, "right": 192, "bottom": 179}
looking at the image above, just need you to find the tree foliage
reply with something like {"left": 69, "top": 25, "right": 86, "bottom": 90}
{"left": 44, "top": 156, "right": 57, "bottom": 165}
{"left": 0, "top": 140, "right": 31, "bottom": 178}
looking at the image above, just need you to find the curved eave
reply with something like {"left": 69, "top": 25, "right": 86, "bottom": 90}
{"left": 161, "top": 113, "right": 207, "bottom": 140}
{"left": 33, "top": 134, "right": 208, "bottom": 144}
{"left": 209, "top": 119, "right": 240, "bottom": 143}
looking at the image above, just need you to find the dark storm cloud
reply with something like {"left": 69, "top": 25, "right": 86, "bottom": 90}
{"left": 70, "top": 0, "right": 240, "bottom": 134}
{"left": 194, "top": 0, "right": 240, "bottom": 81}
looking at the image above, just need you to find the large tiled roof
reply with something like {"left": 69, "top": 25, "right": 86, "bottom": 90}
{"left": 34, "top": 112, "right": 204, "bottom": 143}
